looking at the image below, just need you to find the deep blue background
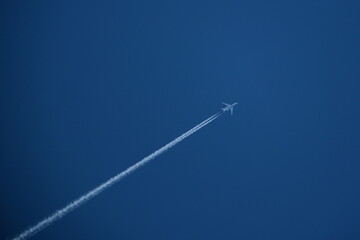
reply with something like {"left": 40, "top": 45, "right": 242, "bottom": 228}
{"left": 1, "top": 1, "right": 360, "bottom": 239}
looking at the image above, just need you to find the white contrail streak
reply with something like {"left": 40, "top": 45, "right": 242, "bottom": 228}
{"left": 12, "top": 111, "right": 223, "bottom": 240}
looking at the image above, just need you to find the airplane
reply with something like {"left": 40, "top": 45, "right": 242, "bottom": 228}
{"left": 221, "top": 102, "right": 238, "bottom": 115}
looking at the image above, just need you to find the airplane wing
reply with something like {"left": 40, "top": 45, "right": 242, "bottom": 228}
{"left": 223, "top": 102, "right": 230, "bottom": 107}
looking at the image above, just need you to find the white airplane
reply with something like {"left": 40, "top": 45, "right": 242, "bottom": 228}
{"left": 221, "top": 102, "right": 238, "bottom": 115}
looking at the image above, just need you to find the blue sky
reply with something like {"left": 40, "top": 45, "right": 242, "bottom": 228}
{"left": 1, "top": 1, "right": 360, "bottom": 239}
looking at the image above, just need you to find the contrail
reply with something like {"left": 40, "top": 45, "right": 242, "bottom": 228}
{"left": 12, "top": 111, "right": 223, "bottom": 240}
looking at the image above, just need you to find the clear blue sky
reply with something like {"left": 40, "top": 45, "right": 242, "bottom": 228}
{"left": 1, "top": 1, "right": 360, "bottom": 239}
